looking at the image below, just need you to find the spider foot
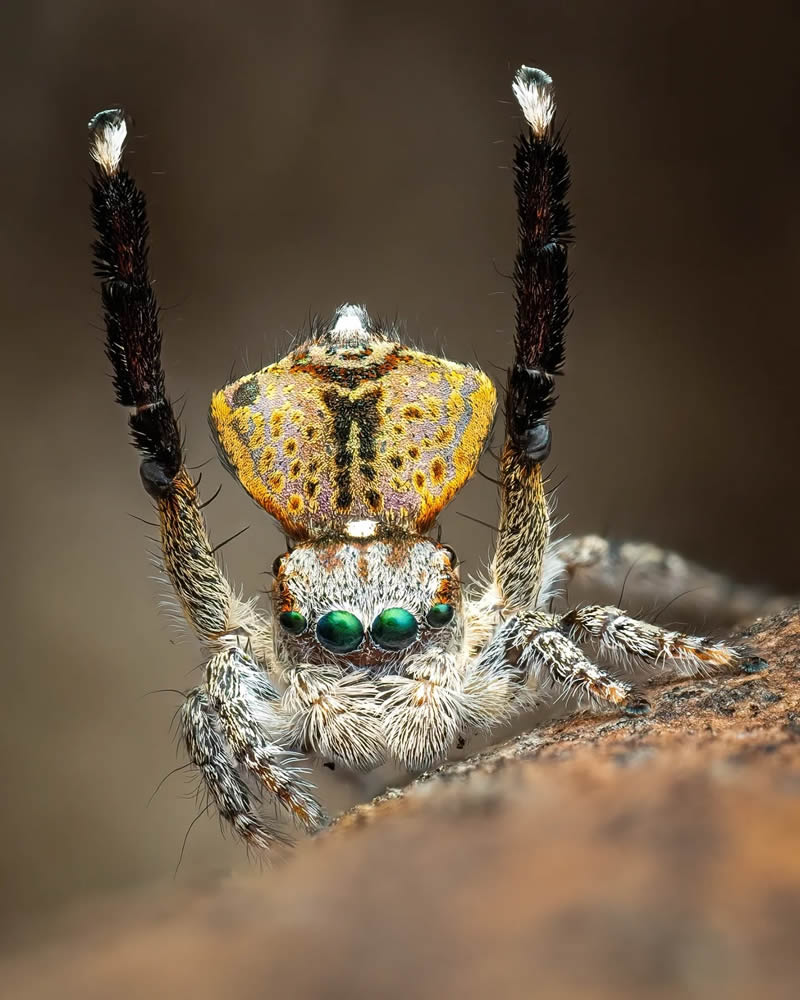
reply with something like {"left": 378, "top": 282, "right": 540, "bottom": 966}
{"left": 621, "top": 694, "right": 651, "bottom": 717}
{"left": 740, "top": 656, "right": 768, "bottom": 675}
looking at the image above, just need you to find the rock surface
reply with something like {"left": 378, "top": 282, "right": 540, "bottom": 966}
{"left": 3, "top": 607, "right": 799, "bottom": 999}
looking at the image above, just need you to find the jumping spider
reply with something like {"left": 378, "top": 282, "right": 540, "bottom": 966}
{"left": 89, "top": 66, "right": 765, "bottom": 849}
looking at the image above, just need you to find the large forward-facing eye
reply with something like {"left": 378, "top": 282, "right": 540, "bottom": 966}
{"left": 279, "top": 610, "right": 307, "bottom": 635}
{"left": 316, "top": 610, "right": 364, "bottom": 653}
{"left": 426, "top": 603, "right": 455, "bottom": 628}
{"left": 371, "top": 608, "right": 419, "bottom": 651}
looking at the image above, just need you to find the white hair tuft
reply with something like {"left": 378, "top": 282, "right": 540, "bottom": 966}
{"left": 512, "top": 66, "right": 555, "bottom": 137}
{"left": 88, "top": 108, "right": 128, "bottom": 175}
{"left": 326, "top": 303, "right": 372, "bottom": 345}
{"left": 345, "top": 519, "right": 379, "bottom": 539}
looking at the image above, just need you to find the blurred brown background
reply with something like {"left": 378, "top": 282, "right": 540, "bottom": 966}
{"left": 1, "top": 0, "right": 798, "bottom": 936}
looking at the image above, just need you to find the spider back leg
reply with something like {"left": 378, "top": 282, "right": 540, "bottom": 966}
{"left": 88, "top": 111, "right": 323, "bottom": 846}
{"left": 549, "top": 534, "right": 793, "bottom": 627}
{"left": 465, "top": 69, "right": 765, "bottom": 731}
{"left": 561, "top": 604, "right": 767, "bottom": 677}
{"left": 90, "top": 110, "right": 235, "bottom": 640}
{"left": 493, "top": 68, "right": 572, "bottom": 615}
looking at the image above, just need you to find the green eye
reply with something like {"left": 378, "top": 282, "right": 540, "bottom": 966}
{"left": 371, "top": 608, "right": 419, "bottom": 651}
{"left": 316, "top": 610, "right": 364, "bottom": 653}
{"left": 426, "top": 603, "right": 455, "bottom": 628}
{"left": 279, "top": 610, "right": 307, "bottom": 635}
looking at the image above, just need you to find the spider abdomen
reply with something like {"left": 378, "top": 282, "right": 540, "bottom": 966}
{"left": 210, "top": 305, "right": 496, "bottom": 539}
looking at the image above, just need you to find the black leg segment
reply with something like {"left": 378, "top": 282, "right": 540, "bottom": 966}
{"left": 89, "top": 109, "right": 182, "bottom": 496}
{"left": 508, "top": 67, "right": 573, "bottom": 462}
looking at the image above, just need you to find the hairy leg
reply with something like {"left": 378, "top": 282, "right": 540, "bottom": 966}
{"left": 203, "top": 644, "right": 325, "bottom": 833}
{"left": 464, "top": 73, "right": 628, "bottom": 729}
{"left": 560, "top": 604, "right": 767, "bottom": 678}
{"left": 458, "top": 601, "right": 766, "bottom": 745}
{"left": 89, "top": 110, "right": 318, "bottom": 847}
{"left": 473, "top": 612, "right": 648, "bottom": 717}
{"left": 550, "top": 535, "right": 792, "bottom": 626}
{"left": 181, "top": 689, "right": 290, "bottom": 850}
{"left": 465, "top": 603, "right": 765, "bottom": 734}
{"left": 182, "top": 688, "right": 312, "bottom": 850}
{"left": 492, "top": 68, "right": 571, "bottom": 615}
{"left": 89, "top": 110, "right": 266, "bottom": 651}
{"left": 477, "top": 71, "right": 770, "bottom": 718}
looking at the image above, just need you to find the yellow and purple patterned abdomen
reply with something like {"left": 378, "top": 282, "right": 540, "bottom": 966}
{"left": 209, "top": 337, "right": 496, "bottom": 538}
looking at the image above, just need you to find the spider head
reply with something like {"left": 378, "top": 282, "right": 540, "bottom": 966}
{"left": 271, "top": 528, "right": 461, "bottom": 672}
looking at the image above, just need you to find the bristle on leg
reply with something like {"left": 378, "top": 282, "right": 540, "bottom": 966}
{"left": 512, "top": 66, "right": 555, "bottom": 137}
{"left": 88, "top": 108, "right": 128, "bottom": 176}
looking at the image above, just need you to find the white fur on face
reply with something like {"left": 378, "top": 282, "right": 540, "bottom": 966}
{"left": 274, "top": 538, "right": 462, "bottom": 669}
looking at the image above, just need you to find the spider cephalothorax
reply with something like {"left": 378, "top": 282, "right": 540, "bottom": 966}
{"left": 273, "top": 534, "right": 462, "bottom": 672}
{"left": 89, "top": 66, "right": 766, "bottom": 850}
{"left": 213, "top": 302, "right": 477, "bottom": 681}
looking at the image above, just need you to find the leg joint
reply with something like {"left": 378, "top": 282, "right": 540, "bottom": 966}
{"left": 507, "top": 364, "right": 554, "bottom": 459}
{"left": 140, "top": 457, "right": 177, "bottom": 498}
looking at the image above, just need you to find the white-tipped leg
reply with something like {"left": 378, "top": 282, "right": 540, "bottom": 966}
{"left": 88, "top": 108, "right": 128, "bottom": 176}
{"left": 561, "top": 605, "right": 768, "bottom": 679}
{"left": 281, "top": 665, "right": 386, "bottom": 772}
{"left": 512, "top": 65, "right": 555, "bottom": 136}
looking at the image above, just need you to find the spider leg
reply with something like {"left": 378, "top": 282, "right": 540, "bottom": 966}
{"left": 204, "top": 644, "right": 326, "bottom": 834}
{"left": 492, "top": 68, "right": 571, "bottom": 615}
{"left": 181, "top": 688, "right": 292, "bottom": 850}
{"left": 560, "top": 605, "right": 767, "bottom": 678}
{"left": 549, "top": 535, "right": 792, "bottom": 625}
{"left": 89, "top": 110, "right": 265, "bottom": 648}
{"left": 281, "top": 665, "right": 386, "bottom": 772}
{"left": 88, "top": 111, "right": 314, "bottom": 845}
{"left": 472, "top": 611, "right": 648, "bottom": 718}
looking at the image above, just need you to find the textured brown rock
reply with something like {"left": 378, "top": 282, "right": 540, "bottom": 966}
{"left": 3, "top": 608, "right": 799, "bottom": 999}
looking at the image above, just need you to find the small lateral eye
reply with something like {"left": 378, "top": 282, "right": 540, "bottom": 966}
{"left": 279, "top": 610, "right": 306, "bottom": 635}
{"left": 371, "top": 607, "right": 419, "bottom": 651}
{"left": 426, "top": 603, "right": 455, "bottom": 628}
{"left": 316, "top": 610, "right": 364, "bottom": 653}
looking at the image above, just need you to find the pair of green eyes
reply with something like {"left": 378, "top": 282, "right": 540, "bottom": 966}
{"left": 278, "top": 604, "right": 455, "bottom": 653}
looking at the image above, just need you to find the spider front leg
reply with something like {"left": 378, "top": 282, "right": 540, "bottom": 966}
{"left": 88, "top": 110, "right": 323, "bottom": 847}
{"left": 473, "top": 611, "right": 649, "bottom": 718}
{"left": 461, "top": 68, "right": 635, "bottom": 726}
